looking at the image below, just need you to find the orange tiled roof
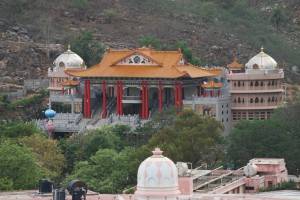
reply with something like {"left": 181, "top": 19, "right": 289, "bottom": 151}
{"left": 61, "top": 80, "right": 79, "bottom": 86}
{"left": 65, "top": 48, "right": 217, "bottom": 79}
{"left": 228, "top": 57, "right": 243, "bottom": 69}
{"left": 201, "top": 81, "right": 223, "bottom": 88}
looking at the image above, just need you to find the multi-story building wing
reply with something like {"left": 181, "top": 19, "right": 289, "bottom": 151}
{"left": 227, "top": 48, "right": 284, "bottom": 123}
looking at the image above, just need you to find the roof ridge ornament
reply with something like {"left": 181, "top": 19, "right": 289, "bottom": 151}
{"left": 260, "top": 46, "right": 264, "bottom": 52}
{"left": 152, "top": 147, "right": 163, "bottom": 157}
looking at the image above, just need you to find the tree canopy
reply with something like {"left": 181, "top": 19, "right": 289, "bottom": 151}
{"left": 227, "top": 100, "right": 300, "bottom": 174}
{"left": 71, "top": 31, "right": 106, "bottom": 67}
{"left": 0, "top": 142, "right": 43, "bottom": 190}
{"left": 145, "top": 110, "right": 224, "bottom": 167}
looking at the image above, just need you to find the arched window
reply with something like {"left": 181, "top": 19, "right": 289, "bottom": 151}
{"left": 250, "top": 98, "right": 254, "bottom": 103}
{"left": 272, "top": 96, "right": 275, "bottom": 102}
{"left": 261, "top": 98, "right": 264, "bottom": 103}
{"left": 234, "top": 82, "right": 236, "bottom": 87}
{"left": 268, "top": 97, "right": 271, "bottom": 102}
{"left": 255, "top": 81, "right": 259, "bottom": 87}
{"left": 260, "top": 81, "right": 264, "bottom": 87}
{"left": 238, "top": 97, "right": 241, "bottom": 103}
{"left": 234, "top": 98, "right": 237, "bottom": 103}
{"left": 242, "top": 98, "right": 245, "bottom": 103}
{"left": 242, "top": 82, "right": 245, "bottom": 86}
{"left": 272, "top": 80, "right": 275, "bottom": 86}
{"left": 268, "top": 81, "right": 271, "bottom": 86}
{"left": 238, "top": 81, "right": 241, "bottom": 87}
{"left": 250, "top": 81, "right": 253, "bottom": 87}
{"left": 255, "top": 97, "right": 259, "bottom": 103}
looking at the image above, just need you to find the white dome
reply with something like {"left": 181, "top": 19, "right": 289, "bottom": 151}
{"left": 245, "top": 47, "right": 277, "bottom": 70}
{"left": 53, "top": 45, "right": 85, "bottom": 69}
{"left": 244, "top": 163, "right": 258, "bottom": 177}
{"left": 135, "top": 148, "right": 180, "bottom": 199}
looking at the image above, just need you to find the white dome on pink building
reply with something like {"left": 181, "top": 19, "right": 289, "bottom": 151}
{"left": 245, "top": 47, "right": 277, "bottom": 70}
{"left": 53, "top": 45, "right": 86, "bottom": 69}
{"left": 135, "top": 148, "right": 180, "bottom": 200}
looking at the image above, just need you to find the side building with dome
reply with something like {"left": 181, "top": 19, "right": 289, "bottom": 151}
{"left": 226, "top": 48, "right": 284, "bottom": 123}
{"left": 48, "top": 45, "right": 86, "bottom": 113}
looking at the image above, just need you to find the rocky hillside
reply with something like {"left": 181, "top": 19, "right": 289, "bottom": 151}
{"left": 0, "top": 0, "right": 300, "bottom": 88}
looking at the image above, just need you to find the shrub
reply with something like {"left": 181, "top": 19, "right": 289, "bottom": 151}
{"left": 103, "top": 8, "right": 119, "bottom": 24}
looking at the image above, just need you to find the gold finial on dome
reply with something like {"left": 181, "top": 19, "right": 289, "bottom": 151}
{"left": 152, "top": 147, "right": 163, "bottom": 157}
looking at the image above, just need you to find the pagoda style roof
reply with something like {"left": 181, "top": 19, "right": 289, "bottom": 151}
{"left": 227, "top": 57, "right": 243, "bottom": 69}
{"left": 201, "top": 81, "right": 223, "bottom": 88}
{"left": 61, "top": 79, "right": 80, "bottom": 86}
{"left": 65, "top": 47, "right": 218, "bottom": 79}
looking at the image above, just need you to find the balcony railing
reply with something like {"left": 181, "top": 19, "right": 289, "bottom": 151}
{"left": 50, "top": 94, "right": 82, "bottom": 103}
{"left": 122, "top": 96, "right": 141, "bottom": 100}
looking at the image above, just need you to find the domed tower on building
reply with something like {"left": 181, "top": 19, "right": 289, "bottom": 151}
{"left": 135, "top": 148, "right": 181, "bottom": 200}
{"left": 48, "top": 45, "right": 86, "bottom": 113}
{"left": 226, "top": 47, "right": 284, "bottom": 123}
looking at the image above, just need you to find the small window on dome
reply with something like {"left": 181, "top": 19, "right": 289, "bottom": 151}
{"left": 253, "top": 64, "right": 259, "bottom": 69}
{"left": 59, "top": 62, "right": 65, "bottom": 67}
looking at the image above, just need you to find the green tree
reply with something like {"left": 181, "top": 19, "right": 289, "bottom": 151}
{"left": 0, "top": 142, "right": 43, "bottom": 190}
{"left": 270, "top": 7, "right": 287, "bottom": 31}
{"left": 138, "top": 36, "right": 162, "bottom": 49}
{"left": 145, "top": 110, "right": 224, "bottom": 167}
{"left": 72, "top": 0, "right": 88, "bottom": 9}
{"left": 20, "top": 134, "right": 66, "bottom": 182}
{"left": 103, "top": 8, "right": 119, "bottom": 24}
{"left": 65, "top": 148, "right": 137, "bottom": 193}
{"left": 71, "top": 31, "right": 106, "bottom": 67}
{"left": 176, "top": 41, "right": 202, "bottom": 65}
{"left": 227, "top": 100, "right": 300, "bottom": 174}
{"left": 59, "top": 125, "right": 130, "bottom": 173}
{"left": 0, "top": 121, "right": 42, "bottom": 139}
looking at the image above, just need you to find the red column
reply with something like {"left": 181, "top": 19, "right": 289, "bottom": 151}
{"left": 140, "top": 81, "right": 149, "bottom": 119}
{"left": 116, "top": 81, "right": 123, "bottom": 116}
{"left": 119, "top": 81, "right": 123, "bottom": 115}
{"left": 102, "top": 80, "right": 107, "bottom": 118}
{"left": 174, "top": 82, "right": 178, "bottom": 109}
{"left": 87, "top": 80, "right": 91, "bottom": 118}
{"left": 141, "top": 81, "right": 145, "bottom": 119}
{"left": 83, "top": 81, "right": 87, "bottom": 117}
{"left": 174, "top": 82, "right": 183, "bottom": 110}
{"left": 178, "top": 82, "right": 182, "bottom": 108}
{"left": 116, "top": 81, "right": 120, "bottom": 115}
{"left": 84, "top": 80, "right": 91, "bottom": 118}
{"left": 139, "top": 86, "right": 143, "bottom": 118}
{"left": 145, "top": 81, "right": 149, "bottom": 118}
{"left": 158, "top": 81, "right": 163, "bottom": 112}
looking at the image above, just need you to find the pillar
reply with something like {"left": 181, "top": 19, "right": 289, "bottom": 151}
{"left": 102, "top": 80, "right": 107, "bottom": 118}
{"left": 141, "top": 81, "right": 149, "bottom": 119}
{"left": 158, "top": 81, "right": 163, "bottom": 112}
{"left": 62, "top": 86, "right": 65, "bottom": 95}
{"left": 116, "top": 81, "right": 123, "bottom": 116}
{"left": 84, "top": 80, "right": 91, "bottom": 118}
{"left": 174, "top": 82, "right": 182, "bottom": 110}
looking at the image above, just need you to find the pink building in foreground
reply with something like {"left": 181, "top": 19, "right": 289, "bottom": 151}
{"left": 0, "top": 148, "right": 292, "bottom": 200}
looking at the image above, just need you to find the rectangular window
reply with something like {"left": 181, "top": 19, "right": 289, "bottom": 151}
{"left": 248, "top": 112, "right": 254, "bottom": 120}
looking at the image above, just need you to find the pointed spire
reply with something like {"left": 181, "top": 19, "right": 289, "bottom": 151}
{"left": 260, "top": 46, "right": 264, "bottom": 52}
